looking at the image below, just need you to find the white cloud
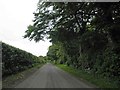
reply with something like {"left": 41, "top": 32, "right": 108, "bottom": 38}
{"left": 0, "top": 0, "right": 52, "bottom": 56}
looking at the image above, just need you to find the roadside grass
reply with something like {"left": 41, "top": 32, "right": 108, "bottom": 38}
{"left": 2, "top": 63, "right": 44, "bottom": 88}
{"left": 56, "top": 64, "right": 119, "bottom": 88}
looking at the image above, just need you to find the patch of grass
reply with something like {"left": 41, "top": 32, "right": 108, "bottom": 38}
{"left": 2, "top": 63, "right": 44, "bottom": 88}
{"left": 56, "top": 64, "right": 119, "bottom": 88}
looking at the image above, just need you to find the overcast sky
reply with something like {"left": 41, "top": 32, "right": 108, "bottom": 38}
{"left": 0, "top": 0, "right": 52, "bottom": 56}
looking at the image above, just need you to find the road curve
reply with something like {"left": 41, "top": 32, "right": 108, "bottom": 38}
{"left": 15, "top": 63, "right": 94, "bottom": 88}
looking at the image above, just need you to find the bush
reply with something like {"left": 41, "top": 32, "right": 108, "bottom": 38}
{"left": 102, "top": 48, "right": 120, "bottom": 78}
{"left": 2, "top": 42, "right": 41, "bottom": 77}
{"left": 80, "top": 31, "right": 108, "bottom": 54}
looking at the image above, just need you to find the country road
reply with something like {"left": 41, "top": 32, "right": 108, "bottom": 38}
{"left": 15, "top": 63, "right": 95, "bottom": 88}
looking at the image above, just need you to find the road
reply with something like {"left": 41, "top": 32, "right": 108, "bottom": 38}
{"left": 15, "top": 63, "right": 94, "bottom": 88}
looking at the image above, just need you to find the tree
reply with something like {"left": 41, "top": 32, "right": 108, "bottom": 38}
{"left": 24, "top": 2, "right": 120, "bottom": 86}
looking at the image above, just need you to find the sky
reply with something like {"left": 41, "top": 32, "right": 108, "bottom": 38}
{"left": 0, "top": 0, "right": 52, "bottom": 56}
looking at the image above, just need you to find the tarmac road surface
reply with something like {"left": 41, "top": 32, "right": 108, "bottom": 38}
{"left": 15, "top": 63, "right": 95, "bottom": 88}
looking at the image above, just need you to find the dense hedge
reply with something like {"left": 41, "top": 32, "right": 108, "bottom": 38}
{"left": 47, "top": 31, "right": 120, "bottom": 86}
{"left": 78, "top": 31, "right": 120, "bottom": 82}
{"left": 2, "top": 42, "right": 41, "bottom": 77}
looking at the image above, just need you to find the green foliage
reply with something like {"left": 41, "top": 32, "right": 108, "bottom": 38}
{"left": 57, "top": 64, "right": 119, "bottom": 88}
{"left": 77, "top": 31, "right": 108, "bottom": 69}
{"left": 2, "top": 42, "right": 42, "bottom": 77}
{"left": 38, "top": 56, "right": 46, "bottom": 63}
{"left": 102, "top": 48, "right": 120, "bottom": 78}
{"left": 80, "top": 31, "right": 108, "bottom": 54}
{"left": 24, "top": 2, "right": 120, "bottom": 87}
{"left": 109, "top": 25, "right": 120, "bottom": 44}
{"left": 47, "top": 44, "right": 59, "bottom": 61}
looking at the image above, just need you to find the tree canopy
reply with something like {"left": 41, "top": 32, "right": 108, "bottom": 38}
{"left": 24, "top": 2, "right": 120, "bottom": 87}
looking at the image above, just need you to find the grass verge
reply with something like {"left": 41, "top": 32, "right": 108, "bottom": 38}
{"left": 56, "top": 64, "right": 119, "bottom": 88}
{"left": 2, "top": 63, "right": 44, "bottom": 88}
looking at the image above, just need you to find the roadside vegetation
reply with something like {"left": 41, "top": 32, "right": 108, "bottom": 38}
{"left": 24, "top": 2, "right": 120, "bottom": 88}
{"left": 2, "top": 64, "right": 43, "bottom": 88}
{"left": 2, "top": 42, "right": 46, "bottom": 87}
{"left": 57, "top": 64, "right": 119, "bottom": 88}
